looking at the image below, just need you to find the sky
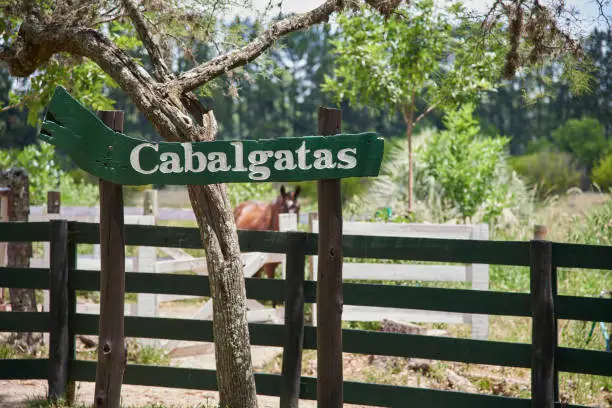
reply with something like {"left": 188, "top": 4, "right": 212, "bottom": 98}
{"left": 231, "top": 0, "right": 611, "bottom": 34}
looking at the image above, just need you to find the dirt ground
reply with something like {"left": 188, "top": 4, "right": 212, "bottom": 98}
{"left": 0, "top": 379, "right": 378, "bottom": 408}
{"left": 0, "top": 299, "right": 376, "bottom": 408}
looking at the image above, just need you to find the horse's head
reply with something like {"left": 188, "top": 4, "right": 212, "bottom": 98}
{"left": 275, "top": 185, "right": 301, "bottom": 215}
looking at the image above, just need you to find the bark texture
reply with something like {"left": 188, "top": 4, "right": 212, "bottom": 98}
{"left": 0, "top": 169, "right": 41, "bottom": 351}
{"left": 188, "top": 183, "right": 257, "bottom": 407}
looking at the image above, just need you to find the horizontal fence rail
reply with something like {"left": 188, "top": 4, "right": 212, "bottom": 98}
{"left": 1, "top": 268, "right": 610, "bottom": 323}
{"left": 0, "top": 220, "right": 611, "bottom": 408}
{"left": 2, "top": 221, "right": 612, "bottom": 269}
{"left": 1, "top": 311, "right": 610, "bottom": 377}
{"left": 0, "top": 358, "right": 593, "bottom": 408}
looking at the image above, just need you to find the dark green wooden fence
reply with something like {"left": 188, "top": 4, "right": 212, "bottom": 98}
{"left": 0, "top": 221, "right": 611, "bottom": 408}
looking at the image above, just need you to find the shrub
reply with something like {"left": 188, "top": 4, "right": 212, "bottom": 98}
{"left": 592, "top": 153, "right": 612, "bottom": 191}
{"left": 509, "top": 151, "right": 582, "bottom": 197}
{"left": 418, "top": 104, "right": 511, "bottom": 222}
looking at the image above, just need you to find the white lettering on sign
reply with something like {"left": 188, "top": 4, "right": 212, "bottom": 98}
{"left": 130, "top": 143, "right": 160, "bottom": 174}
{"left": 130, "top": 141, "right": 358, "bottom": 180}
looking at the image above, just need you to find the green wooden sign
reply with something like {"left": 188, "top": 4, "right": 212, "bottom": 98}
{"left": 38, "top": 87, "right": 384, "bottom": 185}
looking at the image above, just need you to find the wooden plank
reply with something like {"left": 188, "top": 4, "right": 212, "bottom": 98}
{"left": 155, "top": 257, "right": 207, "bottom": 274}
{"left": 316, "top": 107, "right": 343, "bottom": 408}
{"left": 280, "top": 232, "right": 307, "bottom": 408}
{"left": 557, "top": 347, "right": 612, "bottom": 377}
{"left": 343, "top": 283, "right": 531, "bottom": 317}
{"left": 94, "top": 111, "right": 127, "bottom": 408}
{"left": 66, "top": 225, "right": 78, "bottom": 404}
{"left": 0, "top": 311, "right": 49, "bottom": 332}
{"left": 31, "top": 205, "right": 308, "bottom": 225}
{"left": 313, "top": 219, "right": 475, "bottom": 239}
{"left": 556, "top": 295, "right": 612, "bottom": 323}
{"left": 0, "top": 358, "right": 49, "bottom": 380}
{"left": 0, "top": 267, "right": 49, "bottom": 289}
{"left": 134, "top": 213, "right": 158, "bottom": 342}
{"left": 72, "top": 313, "right": 532, "bottom": 368}
{"left": 342, "top": 306, "right": 464, "bottom": 324}
{"left": 342, "top": 263, "right": 467, "bottom": 281}
{"left": 48, "top": 220, "right": 70, "bottom": 402}
{"left": 65, "top": 360, "right": 591, "bottom": 408}
{"left": 70, "top": 360, "right": 534, "bottom": 408}
{"left": 469, "top": 223, "right": 489, "bottom": 340}
{"left": 69, "top": 269, "right": 534, "bottom": 318}
{"left": 530, "top": 237, "right": 554, "bottom": 408}
{"left": 64, "top": 256, "right": 135, "bottom": 272}
{"left": 342, "top": 234, "right": 530, "bottom": 266}
{"left": 0, "top": 221, "right": 50, "bottom": 242}
{"left": 70, "top": 222, "right": 533, "bottom": 267}
{"left": 552, "top": 242, "right": 612, "bottom": 270}
{"left": 28, "top": 214, "right": 154, "bottom": 225}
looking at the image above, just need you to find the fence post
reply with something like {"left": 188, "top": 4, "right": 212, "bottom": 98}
{"left": 43, "top": 192, "right": 61, "bottom": 325}
{"left": 530, "top": 224, "right": 554, "bottom": 408}
{"left": 280, "top": 231, "right": 307, "bottom": 408}
{"left": 307, "top": 212, "right": 318, "bottom": 326}
{"left": 94, "top": 111, "right": 127, "bottom": 408}
{"left": 316, "top": 107, "right": 343, "bottom": 408}
{"left": 65, "top": 222, "right": 78, "bottom": 405}
{"left": 48, "top": 219, "right": 69, "bottom": 402}
{"left": 469, "top": 223, "right": 489, "bottom": 340}
{"left": 134, "top": 189, "right": 158, "bottom": 347}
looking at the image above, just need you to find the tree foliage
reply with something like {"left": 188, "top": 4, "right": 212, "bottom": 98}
{"left": 418, "top": 104, "right": 511, "bottom": 222}
{"left": 551, "top": 116, "right": 609, "bottom": 172}
{"left": 0, "top": 142, "right": 99, "bottom": 205}
{"left": 322, "top": 0, "right": 501, "bottom": 115}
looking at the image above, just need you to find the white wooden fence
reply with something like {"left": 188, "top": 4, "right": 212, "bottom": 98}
{"left": 309, "top": 219, "right": 490, "bottom": 340}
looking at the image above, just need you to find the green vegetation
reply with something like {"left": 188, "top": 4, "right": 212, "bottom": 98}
{"left": 0, "top": 143, "right": 99, "bottom": 206}
{"left": 510, "top": 152, "right": 582, "bottom": 198}
{"left": 551, "top": 117, "right": 610, "bottom": 175}
{"left": 418, "top": 104, "right": 510, "bottom": 222}
{"left": 322, "top": 0, "right": 501, "bottom": 208}
{"left": 592, "top": 153, "right": 612, "bottom": 191}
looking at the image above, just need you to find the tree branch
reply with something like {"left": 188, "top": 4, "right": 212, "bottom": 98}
{"left": 413, "top": 102, "right": 439, "bottom": 126}
{"left": 165, "top": 0, "right": 345, "bottom": 93}
{"left": 121, "top": 0, "right": 173, "bottom": 82}
{"left": 92, "top": 14, "right": 128, "bottom": 27}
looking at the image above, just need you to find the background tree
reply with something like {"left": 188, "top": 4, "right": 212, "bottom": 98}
{"left": 322, "top": 0, "right": 502, "bottom": 212}
{"left": 0, "top": 0, "right": 601, "bottom": 406}
{"left": 551, "top": 116, "right": 610, "bottom": 187}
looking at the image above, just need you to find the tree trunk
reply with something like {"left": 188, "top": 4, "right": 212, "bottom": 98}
{"left": 187, "top": 181, "right": 258, "bottom": 408}
{"left": 0, "top": 169, "right": 41, "bottom": 352}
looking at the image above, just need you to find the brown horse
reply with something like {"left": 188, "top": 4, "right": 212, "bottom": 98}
{"left": 234, "top": 185, "right": 301, "bottom": 279}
